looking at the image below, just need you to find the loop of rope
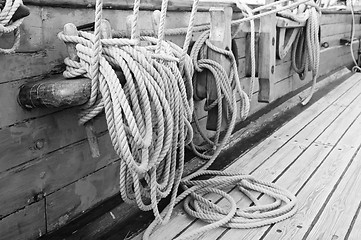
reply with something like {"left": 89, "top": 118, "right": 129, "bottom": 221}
{"left": 0, "top": 0, "right": 25, "bottom": 54}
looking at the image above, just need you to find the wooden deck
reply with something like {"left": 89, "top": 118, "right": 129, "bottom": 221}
{"left": 133, "top": 72, "right": 361, "bottom": 240}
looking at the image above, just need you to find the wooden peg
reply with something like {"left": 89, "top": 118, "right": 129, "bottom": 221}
{"left": 63, "top": 23, "right": 79, "bottom": 62}
{"left": 126, "top": 15, "right": 140, "bottom": 41}
{"left": 100, "top": 19, "right": 112, "bottom": 39}
{"left": 152, "top": 10, "right": 161, "bottom": 36}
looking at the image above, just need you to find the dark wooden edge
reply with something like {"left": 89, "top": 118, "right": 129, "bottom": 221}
{"left": 23, "top": 0, "right": 245, "bottom": 12}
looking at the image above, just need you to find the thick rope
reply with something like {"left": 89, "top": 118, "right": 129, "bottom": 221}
{"left": 350, "top": 0, "right": 361, "bottom": 72}
{"left": 57, "top": 1, "right": 322, "bottom": 239}
{"left": 288, "top": 4, "right": 321, "bottom": 105}
{"left": 0, "top": 0, "right": 25, "bottom": 54}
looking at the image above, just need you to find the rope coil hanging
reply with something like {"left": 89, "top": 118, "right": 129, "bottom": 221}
{"left": 59, "top": 0, "right": 195, "bottom": 224}
{"left": 278, "top": 2, "right": 321, "bottom": 105}
{"left": 0, "top": 0, "right": 28, "bottom": 54}
{"left": 57, "top": 0, "right": 322, "bottom": 239}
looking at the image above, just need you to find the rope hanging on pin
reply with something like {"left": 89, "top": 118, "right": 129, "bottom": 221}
{"left": 56, "top": 0, "right": 322, "bottom": 239}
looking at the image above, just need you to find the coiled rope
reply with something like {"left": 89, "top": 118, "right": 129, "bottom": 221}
{"left": 57, "top": 1, "right": 322, "bottom": 239}
{"left": 0, "top": 0, "right": 26, "bottom": 54}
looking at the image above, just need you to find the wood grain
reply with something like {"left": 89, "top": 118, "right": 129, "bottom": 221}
{"left": 0, "top": 200, "right": 46, "bottom": 240}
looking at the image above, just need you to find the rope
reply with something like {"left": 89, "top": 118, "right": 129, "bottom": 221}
{"left": 288, "top": 4, "right": 321, "bottom": 105}
{"left": 58, "top": 0, "right": 195, "bottom": 225}
{"left": 56, "top": 1, "right": 322, "bottom": 239}
{"left": 0, "top": 0, "right": 26, "bottom": 54}
{"left": 112, "top": 0, "right": 315, "bottom": 38}
{"left": 350, "top": 0, "right": 361, "bottom": 72}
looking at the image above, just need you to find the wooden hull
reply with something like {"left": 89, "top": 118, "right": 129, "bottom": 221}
{"left": 0, "top": 2, "right": 360, "bottom": 239}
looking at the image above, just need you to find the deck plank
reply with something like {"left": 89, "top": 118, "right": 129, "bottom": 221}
{"left": 217, "top": 88, "right": 361, "bottom": 240}
{"left": 305, "top": 148, "right": 361, "bottom": 240}
{"left": 133, "top": 74, "right": 361, "bottom": 239}
{"left": 180, "top": 74, "right": 361, "bottom": 240}
{"left": 259, "top": 118, "right": 361, "bottom": 240}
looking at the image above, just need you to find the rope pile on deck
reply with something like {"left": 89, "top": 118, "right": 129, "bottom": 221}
{"left": 58, "top": 0, "right": 320, "bottom": 239}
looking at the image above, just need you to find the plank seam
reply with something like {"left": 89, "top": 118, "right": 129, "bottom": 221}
{"left": 344, "top": 198, "right": 361, "bottom": 240}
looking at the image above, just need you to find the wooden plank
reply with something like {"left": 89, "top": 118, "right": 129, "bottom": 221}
{"left": 211, "top": 86, "right": 361, "bottom": 240}
{"left": 0, "top": 77, "right": 57, "bottom": 129}
{"left": 23, "top": 0, "right": 261, "bottom": 11}
{"left": 205, "top": 7, "right": 233, "bottom": 130}
{"left": 0, "top": 130, "right": 118, "bottom": 218}
{"left": 45, "top": 162, "right": 120, "bottom": 231}
{"left": 321, "top": 23, "right": 361, "bottom": 38}
{"left": 259, "top": 114, "right": 361, "bottom": 240}
{"left": 132, "top": 73, "right": 361, "bottom": 240}
{"left": 0, "top": 6, "right": 211, "bottom": 85}
{"left": 187, "top": 70, "right": 361, "bottom": 239}
{"left": 0, "top": 108, "right": 107, "bottom": 173}
{"left": 0, "top": 200, "right": 46, "bottom": 240}
{"left": 319, "top": 43, "right": 358, "bottom": 76}
{"left": 305, "top": 149, "right": 361, "bottom": 239}
{"left": 257, "top": 0, "right": 277, "bottom": 103}
{"left": 218, "top": 88, "right": 361, "bottom": 240}
{"left": 320, "top": 13, "right": 361, "bottom": 25}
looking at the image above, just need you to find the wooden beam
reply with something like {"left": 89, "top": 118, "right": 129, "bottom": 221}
{"left": 23, "top": 0, "right": 263, "bottom": 11}
{"left": 258, "top": 0, "right": 277, "bottom": 103}
{"left": 206, "top": 7, "right": 232, "bottom": 131}
{"left": 276, "top": 16, "right": 306, "bottom": 28}
{"left": 18, "top": 76, "right": 91, "bottom": 109}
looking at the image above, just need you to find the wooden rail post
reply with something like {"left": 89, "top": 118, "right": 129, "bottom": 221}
{"left": 206, "top": 7, "right": 233, "bottom": 131}
{"left": 258, "top": 0, "right": 277, "bottom": 103}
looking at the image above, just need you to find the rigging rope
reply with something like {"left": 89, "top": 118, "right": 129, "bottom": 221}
{"left": 58, "top": 0, "right": 321, "bottom": 239}
{"left": 0, "top": 0, "right": 26, "bottom": 54}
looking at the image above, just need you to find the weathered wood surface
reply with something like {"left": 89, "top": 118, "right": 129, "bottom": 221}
{"left": 206, "top": 7, "right": 233, "bottom": 130}
{"left": 132, "top": 72, "right": 361, "bottom": 240}
{"left": 257, "top": 0, "right": 277, "bottom": 103}
{"left": 18, "top": 77, "right": 91, "bottom": 109}
{"left": 0, "top": 201, "right": 46, "bottom": 240}
{"left": 1, "top": 4, "right": 361, "bottom": 239}
{"left": 23, "top": 0, "right": 263, "bottom": 11}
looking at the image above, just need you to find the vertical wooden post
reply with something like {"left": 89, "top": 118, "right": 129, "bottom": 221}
{"left": 63, "top": 23, "right": 100, "bottom": 158}
{"left": 206, "top": 7, "right": 232, "bottom": 131}
{"left": 258, "top": 0, "right": 277, "bottom": 103}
